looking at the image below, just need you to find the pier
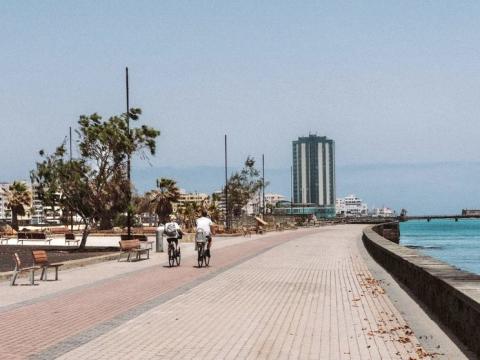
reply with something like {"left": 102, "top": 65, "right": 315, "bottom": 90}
{"left": 401, "top": 215, "right": 480, "bottom": 222}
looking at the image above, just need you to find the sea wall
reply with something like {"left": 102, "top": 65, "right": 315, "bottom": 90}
{"left": 371, "top": 221, "right": 400, "bottom": 243}
{"left": 363, "top": 225, "right": 480, "bottom": 357}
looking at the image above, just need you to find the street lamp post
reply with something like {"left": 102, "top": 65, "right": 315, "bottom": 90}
{"left": 125, "top": 67, "right": 132, "bottom": 239}
{"left": 224, "top": 134, "right": 229, "bottom": 230}
{"left": 262, "top": 154, "right": 265, "bottom": 216}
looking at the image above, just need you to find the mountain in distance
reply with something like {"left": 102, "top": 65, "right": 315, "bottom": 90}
{"left": 132, "top": 161, "right": 480, "bottom": 216}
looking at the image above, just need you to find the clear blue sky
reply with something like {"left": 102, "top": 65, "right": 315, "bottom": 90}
{"left": 2, "top": 1, "right": 480, "bottom": 213}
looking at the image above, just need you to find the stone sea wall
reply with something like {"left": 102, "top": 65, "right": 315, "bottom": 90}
{"left": 363, "top": 225, "right": 480, "bottom": 357}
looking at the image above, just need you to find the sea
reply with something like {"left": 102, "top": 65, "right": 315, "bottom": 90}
{"left": 400, "top": 219, "right": 480, "bottom": 275}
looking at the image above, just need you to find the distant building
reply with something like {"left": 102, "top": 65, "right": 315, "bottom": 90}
{"left": 290, "top": 134, "right": 336, "bottom": 218}
{"left": 265, "top": 193, "right": 286, "bottom": 207}
{"left": 177, "top": 190, "right": 209, "bottom": 207}
{"left": 173, "top": 190, "right": 209, "bottom": 213}
{"left": 371, "top": 207, "right": 395, "bottom": 218}
{"left": 212, "top": 190, "right": 226, "bottom": 214}
{"left": 336, "top": 194, "right": 368, "bottom": 217}
{"left": 244, "top": 193, "right": 287, "bottom": 215}
{"left": 462, "top": 209, "right": 480, "bottom": 216}
{"left": 293, "top": 135, "right": 335, "bottom": 205}
{"left": 0, "top": 182, "right": 10, "bottom": 221}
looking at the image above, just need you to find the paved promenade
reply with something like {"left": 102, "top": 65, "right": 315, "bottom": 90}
{"left": 0, "top": 226, "right": 467, "bottom": 359}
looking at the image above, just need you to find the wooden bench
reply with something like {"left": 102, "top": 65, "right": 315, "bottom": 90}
{"left": 10, "top": 253, "right": 40, "bottom": 286}
{"left": 120, "top": 234, "right": 154, "bottom": 250}
{"left": 17, "top": 232, "right": 53, "bottom": 245}
{"left": 118, "top": 239, "right": 150, "bottom": 262}
{"left": 65, "top": 233, "right": 80, "bottom": 246}
{"left": 32, "top": 250, "right": 64, "bottom": 281}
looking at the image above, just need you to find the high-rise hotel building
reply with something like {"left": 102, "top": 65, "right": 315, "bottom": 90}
{"left": 292, "top": 135, "right": 336, "bottom": 216}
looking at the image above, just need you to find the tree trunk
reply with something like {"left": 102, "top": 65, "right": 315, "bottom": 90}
{"left": 11, "top": 210, "right": 19, "bottom": 231}
{"left": 79, "top": 222, "right": 90, "bottom": 249}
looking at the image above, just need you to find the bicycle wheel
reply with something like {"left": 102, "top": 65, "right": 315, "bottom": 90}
{"left": 176, "top": 246, "right": 181, "bottom": 266}
{"left": 168, "top": 246, "right": 175, "bottom": 267}
{"left": 197, "top": 244, "right": 204, "bottom": 267}
{"left": 204, "top": 248, "right": 210, "bottom": 266}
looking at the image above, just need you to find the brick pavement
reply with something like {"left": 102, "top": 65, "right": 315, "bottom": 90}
{"left": 0, "top": 226, "right": 437, "bottom": 359}
{"left": 0, "top": 229, "right": 314, "bottom": 360}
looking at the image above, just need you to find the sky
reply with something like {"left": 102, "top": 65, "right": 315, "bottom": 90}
{"left": 1, "top": 1, "right": 480, "bottom": 214}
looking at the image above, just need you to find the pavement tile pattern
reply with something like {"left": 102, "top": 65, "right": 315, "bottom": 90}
{"left": 0, "top": 226, "right": 433, "bottom": 359}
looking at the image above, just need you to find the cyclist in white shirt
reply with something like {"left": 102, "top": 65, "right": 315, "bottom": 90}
{"left": 196, "top": 209, "right": 215, "bottom": 255}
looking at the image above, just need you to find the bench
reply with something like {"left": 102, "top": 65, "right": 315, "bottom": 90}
{"left": 120, "top": 234, "right": 154, "bottom": 250}
{"left": 10, "top": 253, "right": 41, "bottom": 286}
{"left": 17, "top": 232, "right": 53, "bottom": 245}
{"left": 118, "top": 239, "right": 150, "bottom": 262}
{"left": 65, "top": 233, "right": 80, "bottom": 246}
{"left": 32, "top": 250, "right": 64, "bottom": 281}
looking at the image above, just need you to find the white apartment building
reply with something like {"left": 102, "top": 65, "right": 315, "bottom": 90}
{"left": 371, "top": 207, "right": 395, "bottom": 218}
{"left": 245, "top": 193, "right": 287, "bottom": 215}
{"left": 336, "top": 194, "right": 368, "bottom": 217}
{"left": 265, "top": 193, "right": 286, "bottom": 207}
{"left": 0, "top": 182, "right": 10, "bottom": 221}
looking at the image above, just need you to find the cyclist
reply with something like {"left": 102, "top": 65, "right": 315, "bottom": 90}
{"left": 164, "top": 214, "right": 183, "bottom": 250}
{"left": 195, "top": 209, "right": 215, "bottom": 256}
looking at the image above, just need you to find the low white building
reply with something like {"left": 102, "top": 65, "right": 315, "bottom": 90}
{"left": 336, "top": 194, "right": 368, "bottom": 217}
{"left": 245, "top": 193, "right": 287, "bottom": 215}
{"left": 371, "top": 207, "right": 396, "bottom": 218}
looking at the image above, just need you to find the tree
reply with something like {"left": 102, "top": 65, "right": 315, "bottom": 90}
{"left": 225, "top": 157, "right": 264, "bottom": 217}
{"left": 2, "top": 181, "right": 32, "bottom": 231}
{"left": 31, "top": 109, "right": 160, "bottom": 248}
{"left": 178, "top": 201, "right": 201, "bottom": 230}
{"left": 207, "top": 201, "right": 221, "bottom": 223}
{"left": 144, "top": 178, "right": 181, "bottom": 224}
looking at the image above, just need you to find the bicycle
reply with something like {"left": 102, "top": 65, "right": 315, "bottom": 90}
{"left": 167, "top": 240, "right": 181, "bottom": 267}
{"left": 195, "top": 230, "right": 210, "bottom": 267}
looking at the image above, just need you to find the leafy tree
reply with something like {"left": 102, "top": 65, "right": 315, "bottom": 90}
{"left": 225, "top": 157, "right": 264, "bottom": 217}
{"left": 2, "top": 181, "right": 32, "bottom": 231}
{"left": 143, "top": 178, "right": 181, "bottom": 224}
{"left": 31, "top": 109, "right": 160, "bottom": 248}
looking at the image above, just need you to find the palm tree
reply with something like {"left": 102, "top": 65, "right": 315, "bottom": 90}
{"left": 208, "top": 201, "right": 221, "bottom": 223}
{"left": 3, "top": 181, "right": 32, "bottom": 231}
{"left": 179, "top": 201, "right": 199, "bottom": 230}
{"left": 146, "top": 178, "right": 181, "bottom": 224}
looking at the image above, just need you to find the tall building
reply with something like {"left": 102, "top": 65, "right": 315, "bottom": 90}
{"left": 292, "top": 135, "right": 336, "bottom": 206}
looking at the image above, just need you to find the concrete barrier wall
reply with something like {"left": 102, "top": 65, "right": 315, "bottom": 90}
{"left": 363, "top": 225, "right": 480, "bottom": 357}
{"left": 371, "top": 221, "right": 400, "bottom": 244}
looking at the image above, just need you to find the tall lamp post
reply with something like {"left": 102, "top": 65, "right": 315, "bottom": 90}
{"left": 69, "top": 126, "right": 73, "bottom": 231}
{"left": 125, "top": 67, "right": 132, "bottom": 239}
{"left": 262, "top": 154, "right": 265, "bottom": 216}
{"left": 224, "top": 134, "right": 229, "bottom": 230}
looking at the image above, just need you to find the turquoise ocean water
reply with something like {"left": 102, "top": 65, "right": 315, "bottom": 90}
{"left": 400, "top": 219, "right": 480, "bottom": 275}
